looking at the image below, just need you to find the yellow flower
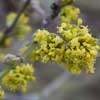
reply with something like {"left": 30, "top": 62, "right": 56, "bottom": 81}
{"left": 20, "top": 14, "right": 29, "bottom": 24}
{"left": 60, "top": 5, "right": 80, "bottom": 23}
{"left": 2, "top": 64, "right": 35, "bottom": 92}
{"left": 86, "top": 66, "right": 95, "bottom": 74}
{"left": 30, "top": 29, "right": 66, "bottom": 63}
{"left": 77, "top": 18, "right": 83, "bottom": 25}
{"left": 34, "top": 29, "right": 50, "bottom": 43}
{"left": 27, "top": 26, "right": 99, "bottom": 75}
{"left": 58, "top": 22, "right": 99, "bottom": 74}
{"left": 70, "top": 66, "right": 81, "bottom": 74}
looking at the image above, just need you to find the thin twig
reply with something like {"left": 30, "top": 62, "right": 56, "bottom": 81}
{"left": 0, "top": 0, "right": 31, "bottom": 44}
{"left": 0, "top": 67, "right": 10, "bottom": 79}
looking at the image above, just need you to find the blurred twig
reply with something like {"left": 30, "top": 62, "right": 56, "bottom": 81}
{"left": 30, "top": 1, "right": 45, "bottom": 17}
{"left": 0, "top": 0, "right": 31, "bottom": 44}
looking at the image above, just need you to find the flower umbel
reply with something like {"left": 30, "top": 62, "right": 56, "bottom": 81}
{"left": 27, "top": 23, "right": 99, "bottom": 74}
{"left": 58, "top": 22, "right": 99, "bottom": 74}
{"left": 60, "top": 5, "right": 80, "bottom": 23}
{"left": 29, "top": 29, "right": 66, "bottom": 63}
{"left": 2, "top": 64, "right": 35, "bottom": 92}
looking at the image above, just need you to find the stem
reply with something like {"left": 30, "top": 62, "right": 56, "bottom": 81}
{"left": 21, "top": 37, "right": 39, "bottom": 62}
{"left": 0, "top": 68, "right": 10, "bottom": 79}
{"left": 22, "top": 41, "right": 35, "bottom": 61}
{"left": 0, "top": 0, "right": 31, "bottom": 44}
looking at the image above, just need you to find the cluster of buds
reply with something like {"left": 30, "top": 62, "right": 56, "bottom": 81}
{"left": 2, "top": 64, "right": 35, "bottom": 92}
{"left": 60, "top": 5, "right": 80, "bottom": 23}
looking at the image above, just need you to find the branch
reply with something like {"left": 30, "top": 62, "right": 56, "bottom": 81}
{"left": 42, "top": 0, "right": 75, "bottom": 28}
{"left": 0, "top": 0, "right": 31, "bottom": 44}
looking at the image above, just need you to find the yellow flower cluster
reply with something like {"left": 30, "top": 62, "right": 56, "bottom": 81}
{"left": 2, "top": 64, "right": 35, "bottom": 92}
{"left": 27, "top": 23, "right": 99, "bottom": 74}
{"left": 58, "top": 22, "right": 99, "bottom": 74}
{"left": 0, "top": 89, "right": 5, "bottom": 99}
{"left": 58, "top": 22, "right": 87, "bottom": 41}
{"left": 19, "top": 1, "right": 99, "bottom": 74}
{"left": 7, "top": 12, "right": 31, "bottom": 39}
{"left": 60, "top": 5, "right": 80, "bottom": 23}
{"left": 29, "top": 29, "right": 65, "bottom": 63}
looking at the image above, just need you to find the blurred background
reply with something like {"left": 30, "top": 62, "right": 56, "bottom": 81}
{"left": 0, "top": 0, "right": 100, "bottom": 100}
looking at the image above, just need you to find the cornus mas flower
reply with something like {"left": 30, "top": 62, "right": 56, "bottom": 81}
{"left": 29, "top": 29, "right": 66, "bottom": 63}
{"left": 2, "top": 64, "right": 35, "bottom": 92}
{"left": 27, "top": 22, "right": 99, "bottom": 74}
{"left": 0, "top": 0, "right": 99, "bottom": 99}
{"left": 58, "top": 22, "right": 99, "bottom": 74}
{"left": 19, "top": 0, "right": 99, "bottom": 75}
{"left": 60, "top": 5, "right": 80, "bottom": 23}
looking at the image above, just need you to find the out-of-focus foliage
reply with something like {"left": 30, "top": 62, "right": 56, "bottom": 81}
{"left": 7, "top": 12, "right": 31, "bottom": 39}
{"left": 0, "top": 89, "right": 5, "bottom": 99}
{"left": 0, "top": 88, "right": 5, "bottom": 99}
{"left": 0, "top": 12, "right": 32, "bottom": 47}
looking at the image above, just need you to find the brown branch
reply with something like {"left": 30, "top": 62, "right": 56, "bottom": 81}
{"left": 0, "top": 0, "right": 31, "bottom": 44}
{"left": 42, "top": 0, "right": 75, "bottom": 28}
